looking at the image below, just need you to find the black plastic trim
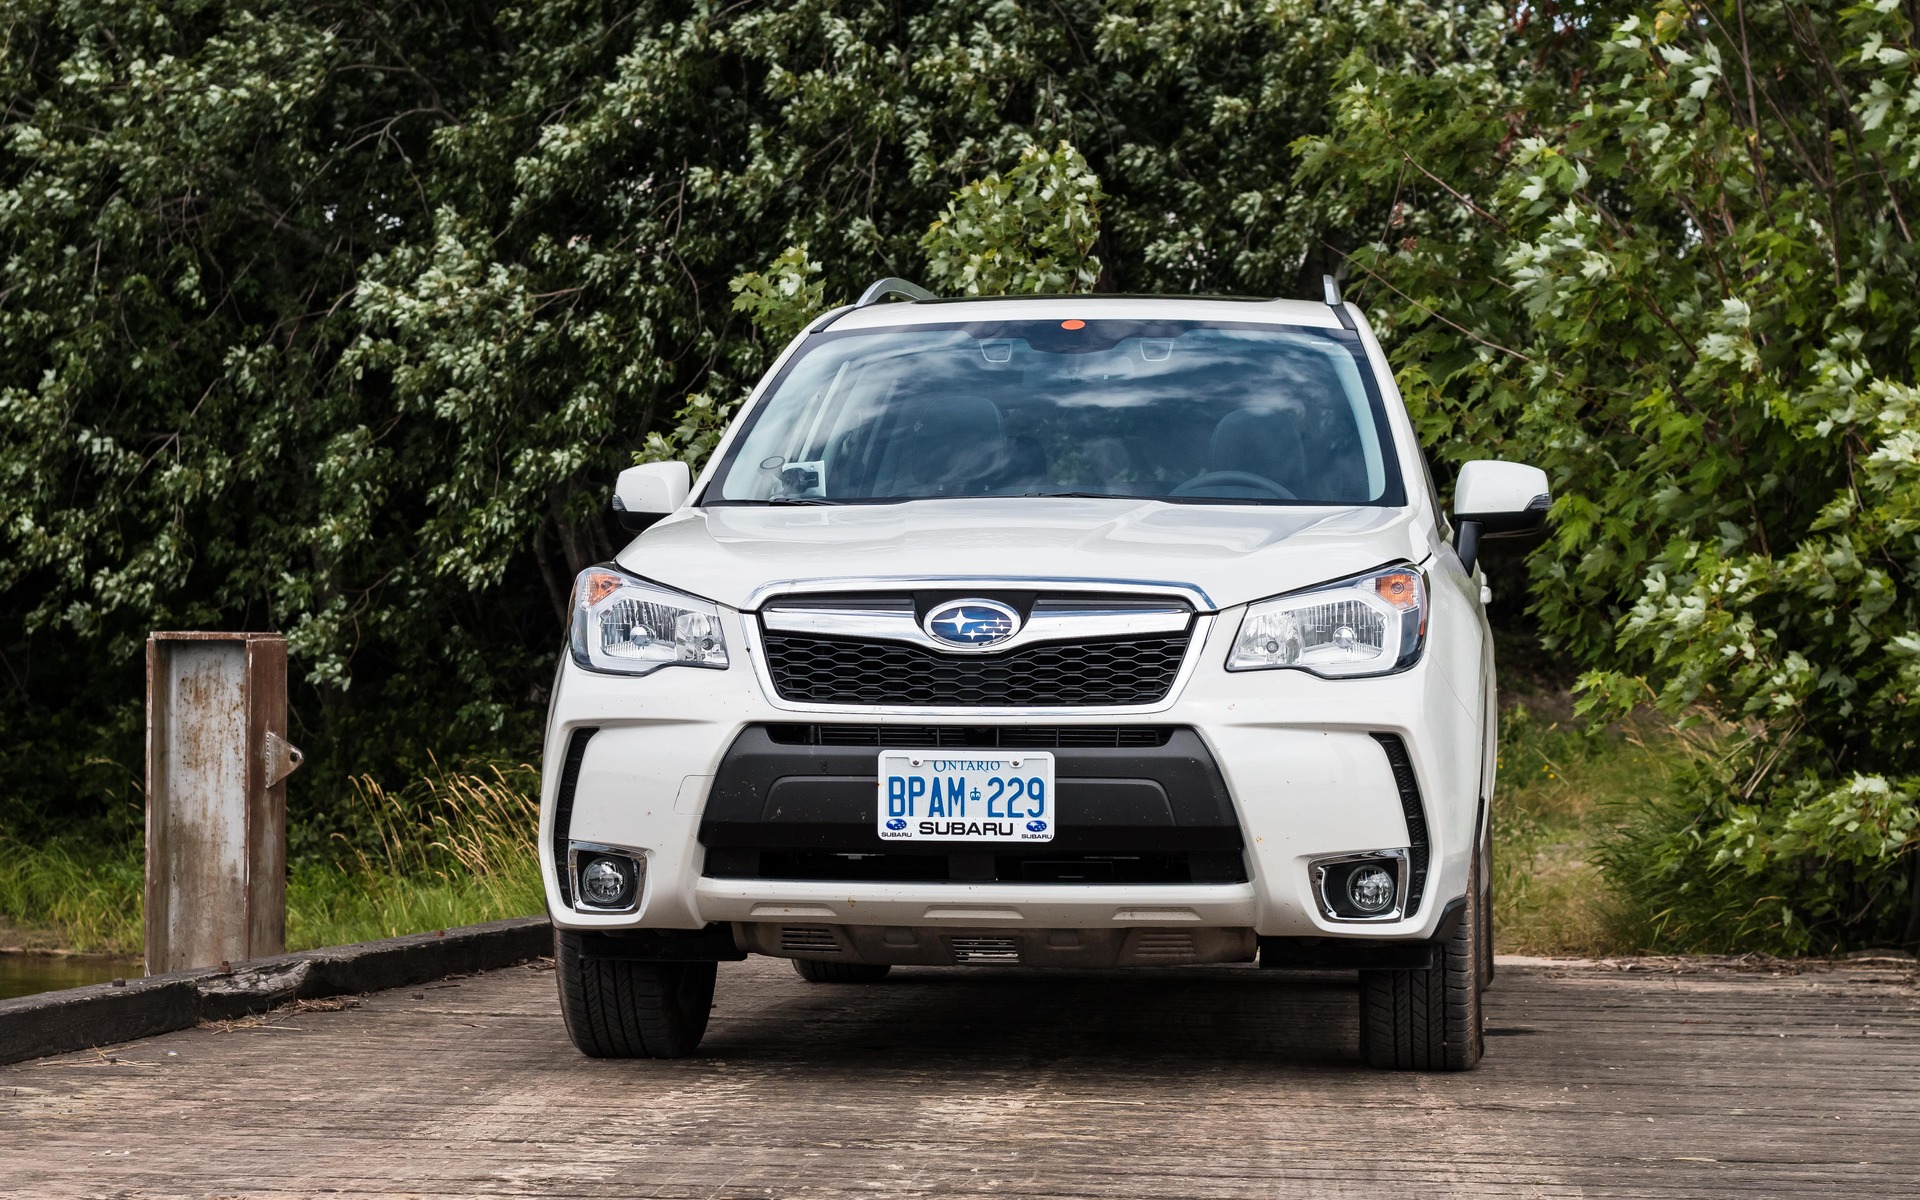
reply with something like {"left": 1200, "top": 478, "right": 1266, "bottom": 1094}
{"left": 549, "top": 727, "right": 597, "bottom": 907}
{"left": 700, "top": 725, "right": 1244, "bottom": 883}
{"left": 573, "top": 925, "right": 746, "bottom": 962}
{"left": 1257, "top": 896, "right": 1466, "bottom": 971}
{"left": 610, "top": 495, "right": 668, "bottom": 533}
{"left": 1369, "top": 732, "right": 1430, "bottom": 915}
{"left": 765, "top": 724, "right": 1175, "bottom": 749}
{"left": 1259, "top": 938, "right": 1433, "bottom": 970}
{"left": 1430, "top": 894, "right": 1469, "bottom": 943}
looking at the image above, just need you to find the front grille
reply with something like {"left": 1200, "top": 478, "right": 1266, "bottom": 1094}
{"left": 764, "top": 724, "right": 1174, "bottom": 748}
{"left": 762, "top": 632, "right": 1191, "bottom": 706}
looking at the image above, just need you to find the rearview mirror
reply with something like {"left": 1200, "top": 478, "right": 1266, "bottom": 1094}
{"left": 1453, "top": 460, "right": 1549, "bottom": 574}
{"left": 612, "top": 461, "right": 691, "bottom": 534}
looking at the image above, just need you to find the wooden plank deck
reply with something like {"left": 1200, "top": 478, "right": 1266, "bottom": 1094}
{"left": 2, "top": 955, "right": 1916, "bottom": 1197}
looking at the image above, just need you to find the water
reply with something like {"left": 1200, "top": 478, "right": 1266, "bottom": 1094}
{"left": 0, "top": 953, "right": 141, "bottom": 1001}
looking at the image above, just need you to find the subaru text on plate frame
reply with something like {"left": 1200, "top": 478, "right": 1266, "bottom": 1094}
{"left": 541, "top": 277, "right": 1549, "bottom": 1071}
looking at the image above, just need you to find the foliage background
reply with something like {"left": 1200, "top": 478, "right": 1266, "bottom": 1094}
{"left": 1, "top": 0, "right": 1377, "bottom": 848}
{"left": 4, "top": 0, "right": 1918, "bottom": 951}
{"left": 1298, "top": 0, "right": 1920, "bottom": 951}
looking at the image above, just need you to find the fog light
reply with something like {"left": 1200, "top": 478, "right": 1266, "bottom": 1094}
{"left": 1310, "top": 849, "right": 1409, "bottom": 921}
{"left": 580, "top": 858, "right": 627, "bottom": 905}
{"left": 1347, "top": 865, "right": 1396, "bottom": 914}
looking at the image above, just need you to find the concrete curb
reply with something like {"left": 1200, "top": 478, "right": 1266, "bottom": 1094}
{"left": 0, "top": 916, "right": 552, "bottom": 1065}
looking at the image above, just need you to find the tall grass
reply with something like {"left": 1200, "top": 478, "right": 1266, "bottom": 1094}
{"left": 0, "top": 836, "right": 143, "bottom": 952}
{"left": 2, "top": 716, "right": 1729, "bottom": 961}
{"left": 1585, "top": 721, "right": 1894, "bottom": 955}
{"left": 0, "top": 761, "right": 545, "bottom": 956}
{"left": 287, "top": 762, "right": 545, "bottom": 950}
{"left": 1491, "top": 702, "right": 1695, "bottom": 956}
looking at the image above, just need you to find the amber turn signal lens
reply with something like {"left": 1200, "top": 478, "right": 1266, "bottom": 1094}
{"left": 1061, "top": 319, "right": 1086, "bottom": 330}
{"left": 1373, "top": 571, "right": 1421, "bottom": 610}
{"left": 578, "top": 570, "right": 624, "bottom": 608}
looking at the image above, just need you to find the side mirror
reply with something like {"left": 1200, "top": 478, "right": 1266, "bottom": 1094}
{"left": 1453, "top": 460, "right": 1550, "bottom": 574}
{"left": 612, "top": 461, "right": 691, "bottom": 534}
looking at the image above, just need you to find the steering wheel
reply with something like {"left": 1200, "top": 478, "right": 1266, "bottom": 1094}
{"left": 1169, "top": 470, "right": 1297, "bottom": 500}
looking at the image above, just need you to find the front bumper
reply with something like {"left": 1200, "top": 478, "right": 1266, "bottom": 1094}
{"left": 540, "top": 602, "right": 1483, "bottom": 943}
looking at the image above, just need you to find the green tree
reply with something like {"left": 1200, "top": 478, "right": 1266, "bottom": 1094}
{"left": 2, "top": 1, "right": 1388, "bottom": 841}
{"left": 922, "top": 139, "right": 1104, "bottom": 296}
{"left": 1299, "top": 0, "right": 1920, "bottom": 950}
{"left": 0, "top": 0, "right": 508, "bottom": 841}
{"left": 649, "top": 138, "right": 1109, "bottom": 467}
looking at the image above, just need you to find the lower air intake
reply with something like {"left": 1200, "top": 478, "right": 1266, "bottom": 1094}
{"left": 949, "top": 936, "right": 1021, "bottom": 964}
{"left": 1130, "top": 930, "right": 1198, "bottom": 962}
{"left": 779, "top": 926, "right": 841, "bottom": 955}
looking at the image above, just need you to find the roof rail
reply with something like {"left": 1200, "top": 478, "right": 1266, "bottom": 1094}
{"left": 1321, "top": 273, "right": 1357, "bottom": 331}
{"left": 855, "top": 277, "right": 937, "bottom": 307}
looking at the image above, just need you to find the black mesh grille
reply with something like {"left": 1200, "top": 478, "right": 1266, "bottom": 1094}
{"left": 1370, "top": 732, "right": 1429, "bottom": 914}
{"left": 765, "top": 724, "right": 1174, "bottom": 748}
{"left": 762, "top": 632, "right": 1191, "bottom": 707}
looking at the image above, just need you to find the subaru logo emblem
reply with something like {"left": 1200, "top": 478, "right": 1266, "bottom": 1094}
{"left": 1026, "top": 820, "right": 1048, "bottom": 833}
{"left": 885, "top": 818, "right": 907, "bottom": 831}
{"left": 923, "top": 598, "right": 1022, "bottom": 650}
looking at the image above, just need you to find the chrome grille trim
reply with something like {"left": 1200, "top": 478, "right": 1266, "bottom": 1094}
{"left": 762, "top": 601, "right": 1192, "bottom": 655}
{"left": 745, "top": 575, "right": 1216, "bottom": 612}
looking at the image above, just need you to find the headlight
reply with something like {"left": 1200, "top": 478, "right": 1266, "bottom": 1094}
{"left": 1226, "top": 564, "right": 1426, "bottom": 677}
{"left": 569, "top": 566, "right": 729, "bottom": 675}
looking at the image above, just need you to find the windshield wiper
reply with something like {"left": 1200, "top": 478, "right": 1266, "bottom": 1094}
{"left": 1020, "top": 491, "right": 1143, "bottom": 500}
{"left": 762, "top": 495, "right": 840, "bottom": 505}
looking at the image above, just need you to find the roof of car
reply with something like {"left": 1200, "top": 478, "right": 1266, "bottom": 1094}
{"left": 823, "top": 293, "right": 1349, "bottom": 333}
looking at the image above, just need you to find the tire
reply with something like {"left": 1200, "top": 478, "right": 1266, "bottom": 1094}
{"left": 792, "top": 958, "right": 892, "bottom": 984}
{"left": 554, "top": 929, "right": 715, "bottom": 1059}
{"left": 1358, "top": 856, "right": 1485, "bottom": 1071}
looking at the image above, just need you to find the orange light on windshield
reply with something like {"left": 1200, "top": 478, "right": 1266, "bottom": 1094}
{"left": 1061, "top": 319, "right": 1086, "bottom": 330}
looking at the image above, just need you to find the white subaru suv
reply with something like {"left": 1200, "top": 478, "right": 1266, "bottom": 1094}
{"left": 540, "top": 280, "right": 1548, "bottom": 1071}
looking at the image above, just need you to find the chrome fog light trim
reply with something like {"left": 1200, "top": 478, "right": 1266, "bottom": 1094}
{"left": 1310, "top": 849, "right": 1410, "bottom": 923}
{"left": 567, "top": 842, "right": 646, "bottom": 913}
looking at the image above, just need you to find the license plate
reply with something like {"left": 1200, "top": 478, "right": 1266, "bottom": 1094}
{"left": 877, "top": 750, "right": 1055, "bottom": 842}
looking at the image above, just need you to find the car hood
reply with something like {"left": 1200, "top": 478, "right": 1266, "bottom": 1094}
{"left": 618, "top": 499, "right": 1431, "bottom": 612}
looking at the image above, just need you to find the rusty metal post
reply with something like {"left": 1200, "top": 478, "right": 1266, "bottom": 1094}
{"left": 145, "top": 633, "right": 302, "bottom": 975}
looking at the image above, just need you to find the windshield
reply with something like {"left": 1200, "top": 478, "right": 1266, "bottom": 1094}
{"left": 705, "top": 320, "right": 1404, "bottom": 506}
